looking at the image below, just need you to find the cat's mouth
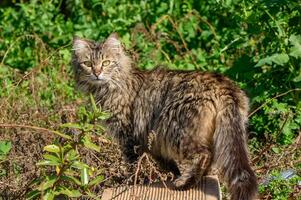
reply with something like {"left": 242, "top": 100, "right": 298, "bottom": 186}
{"left": 86, "top": 75, "right": 105, "bottom": 85}
{"left": 90, "top": 73, "right": 105, "bottom": 81}
{"left": 95, "top": 76, "right": 103, "bottom": 80}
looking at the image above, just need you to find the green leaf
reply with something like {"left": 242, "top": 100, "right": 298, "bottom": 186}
{"left": 43, "top": 145, "right": 60, "bottom": 153}
{"left": 71, "top": 161, "right": 89, "bottom": 169}
{"left": 271, "top": 54, "right": 289, "bottom": 66}
{"left": 26, "top": 190, "right": 41, "bottom": 200}
{"left": 272, "top": 147, "right": 280, "bottom": 154}
{"left": 36, "top": 160, "right": 60, "bottom": 166}
{"left": 82, "top": 124, "right": 94, "bottom": 132}
{"left": 65, "top": 149, "right": 79, "bottom": 162}
{"left": 38, "top": 176, "right": 57, "bottom": 191}
{"left": 0, "top": 140, "right": 12, "bottom": 155}
{"left": 61, "top": 175, "right": 82, "bottom": 186}
{"left": 64, "top": 168, "right": 78, "bottom": 176}
{"left": 255, "top": 53, "right": 289, "bottom": 67}
{"left": 88, "top": 175, "right": 104, "bottom": 187}
{"left": 96, "top": 112, "right": 111, "bottom": 120}
{"left": 90, "top": 93, "right": 98, "bottom": 112}
{"left": 48, "top": 130, "right": 72, "bottom": 140}
{"left": 43, "top": 190, "right": 55, "bottom": 200}
{"left": 289, "top": 34, "right": 301, "bottom": 59}
{"left": 61, "top": 144, "right": 73, "bottom": 152}
{"left": 43, "top": 154, "right": 61, "bottom": 163}
{"left": 293, "top": 71, "right": 301, "bottom": 82}
{"left": 86, "top": 190, "right": 101, "bottom": 200}
{"left": 59, "top": 49, "right": 71, "bottom": 61}
{"left": 81, "top": 167, "right": 89, "bottom": 185}
{"left": 0, "top": 155, "right": 7, "bottom": 161}
{"left": 55, "top": 186, "right": 82, "bottom": 197}
{"left": 0, "top": 169, "right": 7, "bottom": 176}
{"left": 82, "top": 135, "right": 100, "bottom": 152}
{"left": 60, "top": 123, "right": 82, "bottom": 129}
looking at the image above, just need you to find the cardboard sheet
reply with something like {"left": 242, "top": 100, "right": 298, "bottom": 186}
{"left": 102, "top": 175, "right": 221, "bottom": 200}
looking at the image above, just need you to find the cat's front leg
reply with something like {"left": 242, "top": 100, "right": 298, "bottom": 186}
{"left": 173, "top": 145, "right": 212, "bottom": 189}
{"left": 107, "top": 119, "right": 141, "bottom": 163}
{"left": 152, "top": 155, "right": 181, "bottom": 176}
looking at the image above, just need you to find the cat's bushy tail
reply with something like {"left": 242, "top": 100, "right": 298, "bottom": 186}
{"left": 213, "top": 102, "right": 258, "bottom": 200}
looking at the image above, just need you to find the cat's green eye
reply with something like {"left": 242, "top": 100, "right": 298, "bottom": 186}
{"left": 83, "top": 61, "right": 92, "bottom": 68}
{"left": 102, "top": 60, "right": 110, "bottom": 66}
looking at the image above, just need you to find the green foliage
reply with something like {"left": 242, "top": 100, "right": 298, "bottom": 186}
{"left": 259, "top": 171, "right": 300, "bottom": 200}
{"left": 0, "top": 140, "right": 12, "bottom": 176}
{"left": 27, "top": 97, "right": 108, "bottom": 199}
{"left": 0, "top": 141, "right": 11, "bottom": 159}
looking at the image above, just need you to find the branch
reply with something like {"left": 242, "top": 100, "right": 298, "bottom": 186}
{"left": 0, "top": 123, "right": 71, "bottom": 140}
{"left": 248, "top": 88, "right": 301, "bottom": 117}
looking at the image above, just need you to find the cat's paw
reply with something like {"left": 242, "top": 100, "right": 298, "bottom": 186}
{"left": 123, "top": 153, "right": 139, "bottom": 163}
{"left": 122, "top": 145, "right": 142, "bottom": 163}
{"left": 173, "top": 176, "right": 195, "bottom": 190}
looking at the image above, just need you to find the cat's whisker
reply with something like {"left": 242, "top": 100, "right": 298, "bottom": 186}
{"left": 71, "top": 47, "right": 84, "bottom": 51}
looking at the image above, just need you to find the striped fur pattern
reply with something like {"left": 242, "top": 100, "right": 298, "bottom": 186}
{"left": 72, "top": 33, "right": 258, "bottom": 200}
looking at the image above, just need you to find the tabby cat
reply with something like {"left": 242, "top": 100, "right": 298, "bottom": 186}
{"left": 72, "top": 33, "right": 258, "bottom": 200}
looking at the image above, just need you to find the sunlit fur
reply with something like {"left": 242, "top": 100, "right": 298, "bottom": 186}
{"left": 72, "top": 33, "right": 258, "bottom": 200}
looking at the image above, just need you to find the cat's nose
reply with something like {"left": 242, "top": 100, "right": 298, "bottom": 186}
{"left": 94, "top": 71, "right": 101, "bottom": 77}
{"left": 93, "top": 69, "right": 102, "bottom": 77}
{"left": 94, "top": 73, "right": 102, "bottom": 80}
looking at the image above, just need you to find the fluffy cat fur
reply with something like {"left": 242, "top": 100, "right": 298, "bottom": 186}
{"left": 72, "top": 33, "right": 258, "bottom": 200}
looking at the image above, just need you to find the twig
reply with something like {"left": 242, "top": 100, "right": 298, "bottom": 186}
{"left": 188, "top": 10, "right": 217, "bottom": 38}
{"left": 290, "top": 132, "right": 301, "bottom": 152}
{"left": 130, "top": 153, "right": 147, "bottom": 198}
{"left": 144, "top": 154, "right": 168, "bottom": 189}
{"left": 0, "top": 123, "right": 71, "bottom": 140}
{"left": 220, "top": 37, "right": 242, "bottom": 53}
{"left": 134, "top": 153, "right": 147, "bottom": 187}
{"left": 248, "top": 88, "right": 301, "bottom": 117}
{"left": 133, "top": 153, "right": 168, "bottom": 190}
{"left": 255, "top": 158, "right": 301, "bottom": 173}
{"left": 151, "top": 15, "right": 189, "bottom": 53}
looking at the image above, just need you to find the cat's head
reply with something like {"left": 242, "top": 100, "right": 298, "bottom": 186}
{"left": 72, "top": 33, "right": 132, "bottom": 88}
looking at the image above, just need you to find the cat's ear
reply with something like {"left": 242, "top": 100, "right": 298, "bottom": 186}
{"left": 72, "top": 36, "right": 91, "bottom": 58}
{"left": 103, "top": 33, "right": 123, "bottom": 54}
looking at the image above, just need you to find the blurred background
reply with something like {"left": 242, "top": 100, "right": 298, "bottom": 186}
{"left": 0, "top": 0, "right": 300, "bottom": 199}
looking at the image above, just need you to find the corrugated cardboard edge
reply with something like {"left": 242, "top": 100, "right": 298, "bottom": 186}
{"left": 216, "top": 176, "right": 222, "bottom": 200}
{"left": 102, "top": 188, "right": 113, "bottom": 200}
{"left": 101, "top": 175, "right": 221, "bottom": 200}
